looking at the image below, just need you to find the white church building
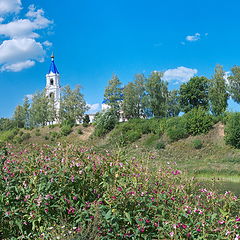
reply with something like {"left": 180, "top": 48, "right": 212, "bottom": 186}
{"left": 45, "top": 54, "right": 61, "bottom": 112}
{"left": 45, "top": 55, "right": 95, "bottom": 123}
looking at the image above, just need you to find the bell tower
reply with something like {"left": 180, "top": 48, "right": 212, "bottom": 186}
{"left": 45, "top": 53, "right": 61, "bottom": 111}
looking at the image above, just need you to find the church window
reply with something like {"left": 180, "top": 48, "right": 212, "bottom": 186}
{"left": 50, "top": 79, "right": 54, "bottom": 85}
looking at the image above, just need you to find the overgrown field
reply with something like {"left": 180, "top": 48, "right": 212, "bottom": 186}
{"left": 0, "top": 143, "right": 240, "bottom": 239}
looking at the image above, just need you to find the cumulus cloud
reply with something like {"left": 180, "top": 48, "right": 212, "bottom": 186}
{"left": 0, "top": 0, "right": 22, "bottom": 15}
{"left": 186, "top": 33, "right": 201, "bottom": 42}
{"left": 0, "top": 3, "right": 52, "bottom": 72}
{"left": 1, "top": 60, "right": 35, "bottom": 72}
{"left": 163, "top": 66, "right": 198, "bottom": 83}
{"left": 87, "top": 103, "right": 101, "bottom": 114}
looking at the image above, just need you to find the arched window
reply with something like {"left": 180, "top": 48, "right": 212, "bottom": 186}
{"left": 50, "top": 79, "right": 54, "bottom": 85}
{"left": 49, "top": 92, "right": 54, "bottom": 98}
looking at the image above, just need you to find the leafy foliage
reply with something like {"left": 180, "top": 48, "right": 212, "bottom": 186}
{"left": 225, "top": 112, "right": 240, "bottom": 148}
{"left": 184, "top": 107, "right": 214, "bottom": 136}
{"left": 179, "top": 76, "right": 209, "bottom": 113}
{"left": 145, "top": 71, "right": 168, "bottom": 117}
{"left": 209, "top": 65, "right": 228, "bottom": 116}
{"left": 60, "top": 85, "right": 89, "bottom": 124}
{"left": 94, "top": 109, "right": 118, "bottom": 137}
{"left": 228, "top": 66, "right": 240, "bottom": 104}
{"left": 0, "top": 143, "right": 239, "bottom": 239}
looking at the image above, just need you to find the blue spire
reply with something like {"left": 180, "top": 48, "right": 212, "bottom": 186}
{"left": 48, "top": 53, "right": 59, "bottom": 74}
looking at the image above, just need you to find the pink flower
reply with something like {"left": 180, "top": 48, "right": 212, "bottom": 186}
{"left": 182, "top": 224, "right": 187, "bottom": 229}
{"left": 218, "top": 220, "right": 225, "bottom": 225}
{"left": 73, "top": 196, "right": 78, "bottom": 201}
{"left": 236, "top": 217, "right": 240, "bottom": 222}
{"left": 196, "top": 228, "right": 201, "bottom": 232}
{"left": 170, "top": 232, "right": 174, "bottom": 237}
{"left": 117, "top": 187, "right": 122, "bottom": 191}
{"left": 111, "top": 196, "right": 116, "bottom": 200}
{"left": 44, "top": 209, "right": 49, "bottom": 213}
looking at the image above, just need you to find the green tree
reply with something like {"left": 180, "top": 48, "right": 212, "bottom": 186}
{"left": 0, "top": 118, "right": 15, "bottom": 131}
{"left": 23, "top": 96, "right": 30, "bottom": 128}
{"left": 179, "top": 76, "right": 209, "bottom": 113}
{"left": 228, "top": 66, "right": 240, "bottom": 104}
{"left": 209, "top": 65, "right": 228, "bottom": 116}
{"left": 30, "top": 91, "right": 49, "bottom": 126}
{"left": 13, "top": 105, "right": 25, "bottom": 128}
{"left": 47, "top": 96, "right": 57, "bottom": 124}
{"left": 166, "top": 90, "right": 180, "bottom": 117}
{"left": 60, "top": 85, "right": 89, "bottom": 123}
{"left": 104, "top": 74, "right": 123, "bottom": 115}
{"left": 145, "top": 71, "right": 168, "bottom": 117}
{"left": 122, "top": 74, "right": 146, "bottom": 119}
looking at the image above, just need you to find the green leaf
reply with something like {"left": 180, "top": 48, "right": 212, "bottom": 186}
{"left": 124, "top": 211, "right": 132, "bottom": 224}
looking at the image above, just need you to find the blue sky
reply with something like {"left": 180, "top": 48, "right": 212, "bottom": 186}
{"left": 0, "top": 0, "right": 240, "bottom": 117}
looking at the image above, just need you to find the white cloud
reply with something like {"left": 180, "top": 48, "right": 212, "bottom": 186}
{"left": 186, "top": 33, "right": 201, "bottom": 42}
{"left": 163, "top": 66, "right": 198, "bottom": 83}
{"left": 0, "top": 0, "right": 22, "bottom": 15}
{"left": 87, "top": 103, "right": 101, "bottom": 114}
{"left": 0, "top": 4, "right": 53, "bottom": 72}
{"left": 43, "top": 40, "right": 52, "bottom": 47}
{"left": 1, "top": 60, "right": 35, "bottom": 72}
{"left": 0, "top": 5, "right": 52, "bottom": 38}
{"left": 0, "top": 38, "right": 44, "bottom": 64}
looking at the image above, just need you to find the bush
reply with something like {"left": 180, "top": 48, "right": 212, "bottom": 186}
{"left": 225, "top": 112, "right": 240, "bottom": 148}
{"left": 192, "top": 139, "right": 203, "bottom": 149}
{"left": 166, "top": 117, "right": 188, "bottom": 142}
{"left": 77, "top": 128, "right": 83, "bottom": 135}
{"left": 184, "top": 107, "right": 214, "bottom": 136}
{"left": 21, "top": 133, "right": 31, "bottom": 141}
{"left": 82, "top": 122, "right": 89, "bottom": 128}
{"left": 13, "top": 136, "right": 23, "bottom": 144}
{"left": 155, "top": 141, "right": 165, "bottom": 149}
{"left": 94, "top": 110, "right": 118, "bottom": 137}
{"left": 61, "top": 119, "right": 75, "bottom": 128}
{"left": 35, "top": 128, "right": 41, "bottom": 136}
{"left": 125, "top": 129, "right": 142, "bottom": 143}
{"left": 61, "top": 125, "right": 72, "bottom": 136}
{"left": 44, "top": 135, "right": 49, "bottom": 140}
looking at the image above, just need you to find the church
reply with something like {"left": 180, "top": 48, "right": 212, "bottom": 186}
{"left": 44, "top": 54, "right": 95, "bottom": 123}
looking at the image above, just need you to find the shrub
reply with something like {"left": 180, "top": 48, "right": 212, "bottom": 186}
{"left": 155, "top": 141, "right": 165, "bottom": 149}
{"left": 184, "top": 107, "right": 214, "bottom": 136}
{"left": 77, "top": 128, "right": 83, "bottom": 135}
{"left": 125, "top": 129, "right": 142, "bottom": 143}
{"left": 94, "top": 110, "right": 118, "bottom": 137}
{"left": 61, "top": 119, "right": 75, "bottom": 128}
{"left": 13, "top": 136, "right": 23, "bottom": 144}
{"left": 82, "top": 122, "right": 89, "bottom": 128}
{"left": 225, "top": 112, "right": 240, "bottom": 148}
{"left": 21, "top": 132, "right": 31, "bottom": 140}
{"left": 61, "top": 125, "right": 72, "bottom": 136}
{"left": 49, "top": 124, "right": 56, "bottom": 129}
{"left": 192, "top": 139, "right": 203, "bottom": 149}
{"left": 166, "top": 117, "right": 188, "bottom": 142}
{"left": 35, "top": 129, "right": 41, "bottom": 136}
{"left": 44, "top": 135, "right": 49, "bottom": 140}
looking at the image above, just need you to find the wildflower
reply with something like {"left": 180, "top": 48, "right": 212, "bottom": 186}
{"left": 44, "top": 209, "right": 49, "bottom": 213}
{"left": 236, "top": 216, "right": 240, "bottom": 222}
{"left": 182, "top": 224, "right": 187, "bottom": 229}
{"left": 169, "top": 232, "right": 174, "bottom": 237}
{"left": 73, "top": 196, "right": 78, "bottom": 200}
{"left": 218, "top": 220, "right": 225, "bottom": 225}
{"left": 117, "top": 187, "right": 122, "bottom": 191}
{"left": 196, "top": 228, "right": 201, "bottom": 232}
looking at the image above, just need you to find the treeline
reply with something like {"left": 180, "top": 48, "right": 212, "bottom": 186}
{"left": 94, "top": 64, "right": 239, "bottom": 138}
{"left": 102, "top": 65, "right": 235, "bottom": 119}
{"left": 0, "top": 85, "right": 88, "bottom": 131}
